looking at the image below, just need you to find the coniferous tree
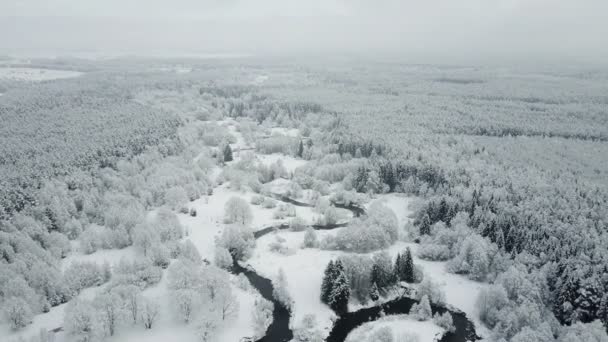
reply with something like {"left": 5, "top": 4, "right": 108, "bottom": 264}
{"left": 420, "top": 214, "right": 431, "bottom": 236}
{"left": 369, "top": 282, "right": 380, "bottom": 301}
{"left": 394, "top": 253, "right": 403, "bottom": 281}
{"left": 297, "top": 140, "right": 304, "bottom": 158}
{"left": 223, "top": 144, "right": 233, "bottom": 162}
{"left": 320, "top": 260, "right": 336, "bottom": 304}
{"left": 403, "top": 248, "right": 415, "bottom": 283}
{"left": 329, "top": 269, "right": 350, "bottom": 315}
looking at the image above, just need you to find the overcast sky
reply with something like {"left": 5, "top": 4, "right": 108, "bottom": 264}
{"left": 1, "top": 0, "right": 607, "bottom": 65}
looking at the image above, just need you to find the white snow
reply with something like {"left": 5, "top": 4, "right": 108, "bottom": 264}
{"left": 270, "top": 127, "right": 299, "bottom": 137}
{"left": 257, "top": 153, "right": 307, "bottom": 173}
{"left": 0, "top": 67, "right": 82, "bottom": 81}
{"left": 346, "top": 315, "right": 444, "bottom": 342}
{"left": 61, "top": 246, "right": 138, "bottom": 271}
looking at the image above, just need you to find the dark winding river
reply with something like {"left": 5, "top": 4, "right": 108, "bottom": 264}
{"left": 237, "top": 195, "right": 479, "bottom": 342}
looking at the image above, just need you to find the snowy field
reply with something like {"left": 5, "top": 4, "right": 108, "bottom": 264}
{"left": 0, "top": 67, "right": 83, "bottom": 81}
{"left": 345, "top": 315, "right": 444, "bottom": 342}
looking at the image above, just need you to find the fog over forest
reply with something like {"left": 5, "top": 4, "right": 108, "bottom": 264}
{"left": 2, "top": 0, "right": 608, "bottom": 65}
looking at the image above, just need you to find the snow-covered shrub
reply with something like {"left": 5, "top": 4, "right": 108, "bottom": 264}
{"left": 330, "top": 189, "right": 365, "bottom": 207}
{"left": 132, "top": 223, "right": 160, "bottom": 257}
{"left": 93, "top": 291, "right": 126, "bottom": 336}
{"left": 148, "top": 243, "right": 170, "bottom": 268}
{"left": 235, "top": 273, "right": 252, "bottom": 291}
{"left": 171, "top": 289, "right": 201, "bottom": 323}
{"left": 415, "top": 278, "right": 445, "bottom": 305}
{"left": 217, "top": 224, "right": 255, "bottom": 261}
{"left": 370, "top": 326, "right": 394, "bottom": 342}
{"left": 293, "top": 314, "right": 323, "bottom": 342}
{"left": 167, "top": 259, "right": 203, "bottom": 290}
{"left": 447, "top": 234, "right": 497, "bottom": 281}
{"left": 152, "top": 208, "right": 184, "bottom": 242}
{"left": 251, "top": 195, "right": 265, "bottom": 205}
{"left": 196, "top": 312, "right": 219, "bottom": 342}
{"left": 476, "top": 284, "right": 509, "bottom": 327}
{"left": 274, "top": 204, "right": 296, "bottom": 219}
{"left": 180, "top": 240, "right": 202, "bottom": 264}
{"left": 164, "top": 186, "right": 188, "bottom": 210}
{"left": 139, "top": 297, "right": 160, "bottom": 329}
{"left": 273, "top": 268, "right": 293, "bottom": 311}
{"left": 214, "top": 246, "right": 234, "bottom": 270}
{"left": 417, "top": 243, "right": 451, "bottom": 261}
{"left": 261, "top": 197, "right": 277, "bottom": 209}
{"left": 111, "top": 284, "right": 142, "bottom": 325}
{"left": 367, "top": 203, "right": 399, "bottom": 241}
{"left": 289, "top": 216, "right": 307, "bottom": 231}
{"left": 64, "top": 299, "right": 103, "bottom": 342}
{"left": 223, "top": 197, "right": 253, "bottom": 225}
{"left": 302, "top": 227, "right": 319, "bottom": 248}
{"left": 269, "top": 235, "right": 291, "bottom": 255}
{"left": 3, "top": 297, "right": 33, "bottom": 330}
{"left": 111, "top": 259, "right": 162, "bottom": 289}
{"left": 64, "top": 261, "right": 108, "bottom": 296}
{"left": 252, "top": 297, "right": 274, "bottom": 339}
{"left": 433, "top": 311, "right": 455, "bottom": 332}
{"left": 410, "top": 295, "right": 432, "bottom": 321}
{"left": 339, "top": 254, "right": 374, "bottom": 302}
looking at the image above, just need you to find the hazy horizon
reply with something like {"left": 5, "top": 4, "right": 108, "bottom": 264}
{"left": 1, "top": 0, "right": 608, "bottom": 66}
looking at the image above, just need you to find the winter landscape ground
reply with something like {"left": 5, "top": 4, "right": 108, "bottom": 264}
{"left": 0, "top": 56, "right": 607, "bottom": 342}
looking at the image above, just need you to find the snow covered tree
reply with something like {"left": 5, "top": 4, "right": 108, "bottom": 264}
{"left": 293, "top": 314, "right": 323, "bottom": 342}
{"left": 223, "top": 197, "right": 253, "bottom": 226}
{"left": 214, "top": 285, "right": 239, "bottom": 321}
{"left": 94, "top": 291, "right": 125, "bottom": 336}
{"left": 433, "top": 311, "right": 455, "bottom": 332}
{"left": 196, "top": 312, "right": 219, "bottom": 342}
{"left": 410, "top": 295, "right": 432, "bottom": 321}
{"left": 400, "top": 248, "right": 415, "bottom": 283}
{"left": 416, "top": 278, "right": 446, "bottom": 305}
{"left": 369, "top": 282, "right": 380, "bottom": 301}
{"left": 297, "top": 140, "right": 304, "bottom": 158}
{"left": 328, "top": 267, "right": 350, "bottom": 315}
{"left": 252, "top": 297, "right": 274, "bottom": 339}
{"left": 139, "top": 297, "right": 160, "bottom": 329}
{"left": 64, "top": 299, "right": 102, "bottom": 342}
{"left": 217, "top": 223, "right": 255, "bottom": 260}
{"left": 371, "top": 252, "right": 395, "bottom": 291}
{"left": 223, "top": 144, "right": 233, "bottom": 163}
{"left": 476, "top": 284, "right": 509, "bottom": 328}
{"left": 321, "top": 260, "right": 336, "bottom": 304}
{"left": 171, "top": 289, "right": 201, "bottom": 323}
{"left": 419, "top": 213, "right": 431, "bottom": 236}
{"left": 3, "top": 297, "right": 33, "bottom": 330}
{"left": 303, "top": 227, "right": 318, "bottom": 248}
{"left": 214, "top": 246, "right": 234, "bottom": 270}
{"left": 273, "top": 268, "right": 293, "bottom": 311}
{"left": 180, "top": 239, "right": 202, "bottom": 264}
{"left": 112, "top": 284, "right": 141, "bottom": 324}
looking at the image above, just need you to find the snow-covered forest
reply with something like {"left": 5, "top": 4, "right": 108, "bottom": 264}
{"left": 0, "top": 57, "right": 607, "bottom": 342}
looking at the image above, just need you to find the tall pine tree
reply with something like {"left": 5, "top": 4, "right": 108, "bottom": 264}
{"left": 320, "top": 260, "right": 335, "bottom": 304}
{"left": 329, "top": 269, "right": 350, "bottom": 315}
{"left": 223, "top": 144, "right": 233, "bottom": 162}
{"left": 403, "top": 248, "right": 415, "bottom": 283}
{"left": 420, "top": 214, "right": 431, "bottom": 236}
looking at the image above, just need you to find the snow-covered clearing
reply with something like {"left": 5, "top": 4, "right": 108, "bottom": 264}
{"left": 258, "top": 153, "right": 307, "bottom": 173}
{"left": 345, "top": 314, "right": 444, "bottom": 342}
{"left": 0, "top": 67, "right": 83, "bottom": 81}
{"left": 270, "top": 127, "right": 299, "bottom": 137}
{"left": 61, "top": 246, "right": 138, "bottom": 271}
